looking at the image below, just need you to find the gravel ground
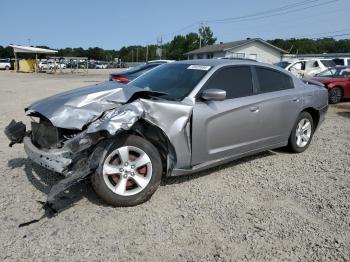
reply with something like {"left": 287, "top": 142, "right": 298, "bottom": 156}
{"left": 0, "top": 70, "right": 349, "bottom": 261}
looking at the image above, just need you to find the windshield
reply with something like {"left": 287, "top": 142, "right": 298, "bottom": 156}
{"left": 274, "top": 61, "right": 291, "bottom": 69}
{"left": 317, "top": 67, "right": 350, "bottom": 78}
{"left": 320, "top": 60, "right": 336, "bottom": 68}
{"left": 129, "top": 63, "right": 211, "bottom": 101}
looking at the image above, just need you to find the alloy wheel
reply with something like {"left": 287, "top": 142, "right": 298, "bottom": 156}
{"left": 295, "top": 118, "right": 312, "bottom": 148}
{"left": 102, "top": 146, "right": 153, "bottom": 196}
{"left": 329, "top": 88, "right": 342, "bottom": 104}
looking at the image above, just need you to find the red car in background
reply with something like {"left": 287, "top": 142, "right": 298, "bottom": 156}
{"left": 311, "top": 66, "right": 350, "bottom": 104}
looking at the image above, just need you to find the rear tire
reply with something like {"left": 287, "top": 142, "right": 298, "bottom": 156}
{"left": 329, "top": 87, "right": 342, "bottom": 104}
{"left": 5, "top": 66, "right": 10, "bottom": 70}
{"left": 91, "top": 135, "right": 162, "bottom": 207}
{"left": 287, "top": 112, "right": 314, "bottom": 153}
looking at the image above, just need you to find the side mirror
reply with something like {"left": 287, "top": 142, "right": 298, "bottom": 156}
{"left": 201, "top": 89, "right": 226, "bottom": 101}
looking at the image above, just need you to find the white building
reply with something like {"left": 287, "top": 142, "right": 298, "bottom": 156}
{"left": 184, "top": 38, "right": 287, "bottom": 64}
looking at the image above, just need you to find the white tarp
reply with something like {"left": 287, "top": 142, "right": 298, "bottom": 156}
{"left": 10, "top": 45, "right": 57, "bottom": 54}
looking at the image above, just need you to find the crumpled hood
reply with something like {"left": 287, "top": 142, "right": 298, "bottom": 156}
{"left": 26, "top": 81, "right": 164, "bottom": 130}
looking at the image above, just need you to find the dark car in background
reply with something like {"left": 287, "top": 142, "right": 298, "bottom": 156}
{"left": 109, "top": 60, "right": 174, "bottom": 83}
{"left": 311, "top": 66, "right": 350, "bottom": 104}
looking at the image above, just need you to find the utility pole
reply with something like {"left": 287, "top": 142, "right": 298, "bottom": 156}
{"left": 156, "top": 37, "right": 163, "bottom": 59}
{"left": 199, "top": 22, "right": 204, "bottom": 49}
{"left": 146, "top": 45, "right": 149, "bottom": 62}
{"left": 136, "top": 48, "right": 139, "bottom": 62}
{"left": 131, "top": 49, "right": 134, "bottom": 63}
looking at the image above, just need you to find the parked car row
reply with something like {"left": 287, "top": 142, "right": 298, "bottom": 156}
{"left": 275, "top": 59, "right": 336, "bottom": 78}
{"left": 36, "top": 59, "right": 129, "bottom": 71}
{"left": 38, "top": 60, "right": 67, "bottom": 70}
{"left": 274, "top": 57, "right": 350, "bottom": 104}
{"left": 308, "top": 66, "right": 350, "bottom": 104}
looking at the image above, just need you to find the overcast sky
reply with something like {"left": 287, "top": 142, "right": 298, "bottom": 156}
{"left": 1, "top": 0, "right": 349, "bottom": 49}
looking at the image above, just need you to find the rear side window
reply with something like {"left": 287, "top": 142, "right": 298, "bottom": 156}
{"left": 202, "top": 66, "right": 253, "bottom": 99}
{"left": 333, "top": 58, "right": 344, "bottom": 66}
{"left": 255, "top": 67, "right": 293, "bottom": 93}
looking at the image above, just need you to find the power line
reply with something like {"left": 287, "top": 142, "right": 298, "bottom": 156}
{"left": 310, "top": 33, "right": 350, "bottom": 39}
{"left": 145, "top": 0, "right": 342, "bottom": 45}
{"left": 217, "top": 6, "right": 350, "bottom": 42}
{"left": 163, "top": 0, "right": 326, "bottom": 38}
{"left": 153, "top": 0, "right": 326, "bottom": 42}
{"left": 294, "top": 29, "right": 350, "bottom": 38}
{"left": 204, "top": 0, "right": 340, "bottom": 24}
{"left": 202, "top": 0, "right": 322, "bottom": 23}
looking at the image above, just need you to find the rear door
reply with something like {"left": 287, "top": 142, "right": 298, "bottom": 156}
{"left": 191, "top": 66, "right": 262, "bottom": 165}
{"left": 250, "top": 66, "right": 302, "bottom": 146}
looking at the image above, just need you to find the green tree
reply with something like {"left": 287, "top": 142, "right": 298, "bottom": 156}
{"left": 165, "top": 35, "right": 187, "bottom": 60}
{"left": 198, "top": 26, "right": 217, "bottom": 47}
{"left": 184, "top": 32, "right": 200, "bottom": 51}
{"left": 0, "top": 45, "right": 14, "bottom": 58}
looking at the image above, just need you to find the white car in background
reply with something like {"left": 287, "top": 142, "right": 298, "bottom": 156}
{"left": 38, "top": 61, "right": 53, "bottom": 70}
{"left": 56, "top": 62, "right": 67, "bottom": 69}
{"left": 0, "top": 59, "right": 11, "bottom": 70}
{"left": 95, "top": 62, "right": 108, "bottom": 69}
{"left": 39, "top": 60, "right": 66, "bottom": 70}
{"left": 333, "top": 57, "right": 350, "bottom": 66}
{"left": 275, "top": 59, "right": 336, "bottom": 78}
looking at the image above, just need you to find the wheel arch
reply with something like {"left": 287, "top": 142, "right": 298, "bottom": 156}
{"left": 301, "top": 107, "right": 320, "bottom": 130}
{"left": 126, "top": 119, "right": 177, "bottom": 177}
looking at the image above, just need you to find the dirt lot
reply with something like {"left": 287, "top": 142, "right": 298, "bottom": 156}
{"left": 0, "top": 70, "right": 349, "bottom": 261}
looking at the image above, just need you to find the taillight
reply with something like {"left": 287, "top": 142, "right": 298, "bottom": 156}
{"left": 111, "top": 76, "right": 129, "bottom": 83}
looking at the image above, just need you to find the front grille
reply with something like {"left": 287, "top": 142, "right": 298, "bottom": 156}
{"left": 31, "top": 121, "right": 59, "bottom": 149}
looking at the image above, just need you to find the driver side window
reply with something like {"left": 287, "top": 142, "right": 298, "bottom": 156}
{"left": 201, "top": 66, "right": 253, "bottom": 99}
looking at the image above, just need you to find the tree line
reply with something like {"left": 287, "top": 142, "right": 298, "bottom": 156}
{"left": 1, "top": 26, "right": 350, "bottom": 61}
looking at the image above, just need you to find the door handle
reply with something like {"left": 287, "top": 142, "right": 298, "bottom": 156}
{"left": 292, "top": 97, "right": 300, "bottom": 102}
{"left": 249, "top": 106, "right": 260, "bottom": 113}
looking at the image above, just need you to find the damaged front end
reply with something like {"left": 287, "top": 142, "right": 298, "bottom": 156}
{"left": 5, "top": 117, "right": 104, "bottom": 206}
{"left": 5, "top": 81, "right": 193, "bottom": 208}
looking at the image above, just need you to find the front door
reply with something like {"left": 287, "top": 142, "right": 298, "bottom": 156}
{"left": 191, "top": 66, "right": 261, "bottom": 165}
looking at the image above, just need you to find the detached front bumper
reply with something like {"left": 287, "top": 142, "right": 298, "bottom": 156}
{"left": 23, "top": 137, "right": 72, "bottom": 174}
{"left": 5, "top": 119, "right": 100, "bottom": 207}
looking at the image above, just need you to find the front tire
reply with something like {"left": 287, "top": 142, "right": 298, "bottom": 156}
{"left": 329, "top": 87, "right": 342, "bottom": 104}
{"left": 287, "top": 112, "right": 314, "bottom": 153}
{"left": 91, "top": 135, "right": 162, "bottom": 207}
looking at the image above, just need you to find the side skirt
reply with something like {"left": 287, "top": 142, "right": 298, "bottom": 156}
{"left": 170, "top": 141, "right": 287, "bottom": 176}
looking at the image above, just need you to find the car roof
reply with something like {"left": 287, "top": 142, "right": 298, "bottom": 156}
{"left": 148, "top": 60, "right": 175, "bottom": 63}
{"left": 329, "top": 66, "right": 350, "bottom": 69}
{"left": 174, "top": 59, "right": 262, "bottom": 67}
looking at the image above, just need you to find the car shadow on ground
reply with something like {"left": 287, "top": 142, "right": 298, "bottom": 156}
{"left": 7, "top": 158, "right": 106, "bottom": 218}
{"left": 7, "top": 150, "right": 276, "bottom": 221}
{"left": 337, "top": 111, "right": 350, "bottom": 119}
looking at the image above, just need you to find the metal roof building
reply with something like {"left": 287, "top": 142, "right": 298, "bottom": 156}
{"left": 184, "top": 38, "right": 287, "bottom": 64}
{"left": 10, "top": 45, "right": 58, "bottom": 72}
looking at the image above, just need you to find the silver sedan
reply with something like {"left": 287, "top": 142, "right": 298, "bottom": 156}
{"left": 5, "top": 59, "right": 328, "bottom": 207}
